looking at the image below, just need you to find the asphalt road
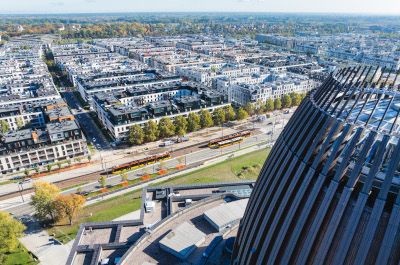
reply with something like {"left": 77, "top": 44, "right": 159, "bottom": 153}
{"left": 4, "top": 122, "right": 285, "bottom": 217}
{"left": 62, "top": 91, "right": 111, "bottom": 149}
{"left": 0, "top": 111, "right": 291, "bottom": 196}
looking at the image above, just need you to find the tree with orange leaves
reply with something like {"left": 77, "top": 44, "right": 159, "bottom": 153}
{"left": 54, "top": 194, "right": 86, "bottom": 225}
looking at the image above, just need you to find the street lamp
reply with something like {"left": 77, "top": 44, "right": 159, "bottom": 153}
{"left": 18, "top": 182, "right": 25, "bottom": 202}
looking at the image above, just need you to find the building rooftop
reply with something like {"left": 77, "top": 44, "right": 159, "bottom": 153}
{"left": 204, "top": 198, "right": 249, "bottom": 232}
{"left": 67, "top": 182, "right": 255, "bottom": 265}
{"left": 159, "top": 221, "right": 206, "bottom": 260}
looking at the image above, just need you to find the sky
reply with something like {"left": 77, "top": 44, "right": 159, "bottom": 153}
{"left": 0, "top": 0, "right": 399, "bottom": 15}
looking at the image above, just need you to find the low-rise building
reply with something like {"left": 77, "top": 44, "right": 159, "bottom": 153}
{"left": 93, "top": 82, "right": 229, "bottom": 141}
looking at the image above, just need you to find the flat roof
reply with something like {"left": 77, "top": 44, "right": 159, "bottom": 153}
{"left": 204, "top": 199, "right": 248, "bottom": 231}
{"left": 159, "top": 221, "right": 205, "bottom": 259}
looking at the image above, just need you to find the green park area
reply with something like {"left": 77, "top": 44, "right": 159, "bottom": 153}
{"left": 47, "top": 148, "right": 270, "bottom": 243}
{"left": 3, "top": 244, "right": 37, "bottom": 265}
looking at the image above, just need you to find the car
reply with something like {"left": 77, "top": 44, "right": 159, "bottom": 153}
{"left": 19, "top": 178, "right": 32, "bottom": 184}
{"left": 160, "top": 140, "right": 174, "bottom": 147}
{"left": 92, "top": 137, "right": 97, "bottom": 142}
{"left": 100, "top": 258, "right": 110, "bottom": 265}
{"left": 77, "top": 107, "right": 83, "bottom": 112}
{"left": 75, "top": 191, "right": 89, "bottom": 196}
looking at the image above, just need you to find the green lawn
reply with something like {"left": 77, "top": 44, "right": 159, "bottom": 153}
{"left": 154, "top": 148, "right": 269, "bottom": 186}
{"left": 3, "top": 244, "right": 37, "bottom": 265}
{"left": 0, "top": 179, "right": 16, "bottom": 186}
{"left": 47, "top": 192, "right": 142, "bottom": 243}
{"left": 47, "top": 148, "right": 270, "bottom": 243}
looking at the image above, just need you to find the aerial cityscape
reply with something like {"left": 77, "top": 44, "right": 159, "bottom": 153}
{"left": 0, "top": 1, "right": 399, "bottom": 265}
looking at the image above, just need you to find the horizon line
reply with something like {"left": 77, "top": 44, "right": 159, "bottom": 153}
{"left": 0, "top": 11, "right": 399, "bottom": 16}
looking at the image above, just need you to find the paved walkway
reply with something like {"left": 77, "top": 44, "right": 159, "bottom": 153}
{"left": 18, "top": 215, "right": 73, "bottom": 265}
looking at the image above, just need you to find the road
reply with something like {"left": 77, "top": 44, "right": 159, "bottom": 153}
{"left": 3, "top": 116, "right": 287, "bottom": 217}
{"left": 62, "top": 90, "right": 110, "bottom": 149}
{"left": 0, "top": 111, "right": 292, "bottom": 197}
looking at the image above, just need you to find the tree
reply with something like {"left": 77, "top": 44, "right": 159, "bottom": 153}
{"left": 54, "top": 194, "right": 85, "bottom": 225}
{"left": 16, "top": 117, "right": 24, "bottom": 129}
{"left": 274, "top": 98, "right": 282, "bottom": 110}
{"left": 174, "top": 116, "right": 188, "bottom": 136}
{"left": 87, "top": 154, "right": 92, "bottom": 162}
{"left": 187, "top": 112, "right": 201, "bottom": 132}
{"left": 34, "top": 167, "right": 40, "bottom": 173}
{"left": 244, "top": 103, "right": 255, "bottom": 116}
{"left": 128, "top": 124, "right": 144, "bottom": 145}
{"left": 46, "top": 164, "right": 53, "bottom": 172}
{"left": 290, "top": 93, "right": 302, "bottom": 106}
{"left": 236, "top": 108, "right": 249, "bottom": 120}
{"left": 24, "top": 169, "right": 30, "bottom": 178}
{"left": 0, "top": 211, "right": 26, "bottom": 260}
{"left": 144, "top": 120, "right": 159, "bottom": 142}
{"left": 224, "top": 105, "right": 236, "bottom": 121}
{"left": 121, "top": 172, "right": 128, "bottom": 183}
{"left": 213, "top": 108, "right": 226, "bottom": 126}
{"left": 265, "top": 98, "right": 274, "bottom": 112}
{"left": 200, "top": 110, "right": 213, "bottom": 128}
{"left": 158, "top": 117, "right": 175, "bottom": 138}
{"left": 0, "top": 120, "right": 9, "bottom": 134}
{"left": 31, "top": 182, "right": 60, "bottom": 222}
{"left": 98, "top": 176, "right": 107, "bottom": 188}
{"left": 282, "top": 94, "right": 292, "bottom": 109}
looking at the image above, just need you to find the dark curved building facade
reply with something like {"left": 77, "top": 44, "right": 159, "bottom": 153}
{"left": 232, "top": 66, "right": 400, "bottom": 265}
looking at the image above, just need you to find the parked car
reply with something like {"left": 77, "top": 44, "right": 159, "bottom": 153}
{"left": 19, "top": 178, "right": 32, "bottom": 184}
{"left": 176, "top": 136, "right": 189, "bottom": 143}
{"left": 160, "top": 140, "right": 174, "bottom": 147}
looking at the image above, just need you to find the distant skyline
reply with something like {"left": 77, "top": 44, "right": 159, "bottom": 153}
{"left": 1, "top": 0, "right": 400, "bottom": 15}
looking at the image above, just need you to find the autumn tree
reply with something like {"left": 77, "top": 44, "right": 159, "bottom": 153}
{"left": 244, "top": 103, "right": 255, "bottom": 116}
{"left": 290, "top": 92, "right": 302, "bottom": 106}
{"left": 187, "top": 112, "right": 201, "bottom": 132}
{"left": 236, "top": 108, "right": 249, "bottom": 120}
{"left": 98, "top": 176, "right": 107, "bottom": 189}
{"left": 54, "top": 194, "right": 86, "bottom": 225}
{"left": 224, "top": 105, "right": 236, "bottom": 121}
{"left": 282, "top": 94, "right": 292, "bottom": 109}
{"left": 128, "top": 124, "right": 144, "bottom": 145}
{"left": 0, "top": 211, "right": 26, "bottom": 262}
{"left": 158, "top": 117, "right": 175, "bottom": 138}
{"left": 144, "top": 120, "right": 159, "bottom": 142}
{"left": 121, "top": 172, "right": 128, "bottom": 183}
{"left": 31, "top": 182, "right": 61, "bottom": 222}
{"left": 16, "top": 117, "right": 24, "bottom": 129}
{"left": 274, "top": 98, "right": 282, "bottom": 110}
{"left": 0, "top": 120, "right": 9, "bottom": 134}
{"left": 200, "top": 109, "right": 213, "bottom": 128}
{"left": 213, "top": 108, "right": 226, "bottom": 126}
{"left": 265, "top": 98, "right": 274, "bottom": 112}
{"left": 174, "top": 116, "right": 188, "bottom": 136}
